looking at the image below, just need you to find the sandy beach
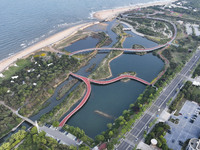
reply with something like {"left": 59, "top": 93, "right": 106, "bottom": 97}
{"left": 0, "top": 0, "right": 177, "bottom": 73}
{"left": 0, "top": 21, "right": 99, "bottom": 73}
{"left": 93, "top": 0, "right": 177, "bottom": 20}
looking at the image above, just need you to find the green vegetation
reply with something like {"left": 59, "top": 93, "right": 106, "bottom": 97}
{"left": 53, "top": 31, "right": 89, "bottom": 50}
{"left": 15, "top": 127, "right": 75, "bottom": 150}
{"left": 169, "top": 81, "right": 200, "bottom": 114}
{"left": 63, "top": 125, "right": 93, "bottom": 147}
{"left": 0, "top": 105, "right": 22, "bottom": 138}
{"left": 112, "top": 24, "right": 126, "bottom": 37}
{"left": 85, "top": 63, "right": 96, "bottom": 73}
{"left": 89, "top": 23, "right": 127, "bottom": 80}
{"left": 169, "top": 117, "right": 179, "bottom": 124}
{"left": 0, "top": 130, "right": 27, "bottom": 150}
{"left": 169, "top": 92, "right": 184, "bottom": 112}
{"left": 0, "top": 59, "right": 31, "bottom": 83}
{"left": 89, "top": 50, "right": 122, "bottom": 80}
{"left": 0, "top": 53, "right": 79, "bottom": 116}
{"left": 145, "top": 122, "right": 171, "bottom": 150}
{"left": 146, "top": 36, "right": 170, "bottom": 44}
{"left": 0, "top": 49, "right": 97, "bottom": 118}
{"left": 122, "top": 18, "right": 169, "bottom": 38}
{"left": 119, "top": 71, "right": 136, "bottom": 76}
{"left": 56, "top": 79, "right": 78, "bottom": 100}
{"left": 155, "top": 36, "right": 198, "bottom": 88}
{"left": 137, "top": 27, "right": 159, "bottom": 37}
{"left": 132, "top": 44, "right": 145, "bottom": 49}
{"left": 192, "top": 63, "right": 200, "bottom": 78}
{"left": 149, "top": 118, "right": 158, "bottom": 128}
{"left": 94, "top": 32, "right": 112, "bottom": 48}
{"left": 39, "top": 83, "right": 86, "bottom": 124}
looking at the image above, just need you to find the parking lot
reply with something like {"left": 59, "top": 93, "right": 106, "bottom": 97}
{"left": 165, "top": 100, "right": 200, "bottom": 150}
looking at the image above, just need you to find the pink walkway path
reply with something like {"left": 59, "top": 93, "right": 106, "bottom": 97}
{"left": 59, "top": 72, "right": 150, "bottom": 127}
{"left": 59, "top": 74, "right": 91, "bottom": 127}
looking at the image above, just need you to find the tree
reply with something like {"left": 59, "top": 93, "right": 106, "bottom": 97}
{"left": 52, "top": 121, "right": 59, "bottom": 127}
{"left": 79, "top": 145, "right": 90, "bottom": 150}
{"left": 95, "top": 135, "right": 105, "bottom": 143}
{"left": 107, "top": 123, "right": 112, "bottom": 129}
{"left": 157, "top": 139, "right": 162, "bottom": 148}
{"left": 108, "top": 131, "right": 114, "bottom": 138}
{"left": 30, "top": 127, "right": 38, "bottom": 135}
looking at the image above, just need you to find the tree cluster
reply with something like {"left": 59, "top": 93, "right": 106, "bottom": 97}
{"left": 0, "top": 52, "right": 79, "bottom": 116}
{"left": 145, "top": 122, "right": 171, "bottom": 150}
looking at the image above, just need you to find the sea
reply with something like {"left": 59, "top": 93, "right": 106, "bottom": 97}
{"left": 0, "top": 0, "right": 167, "bottom": 61}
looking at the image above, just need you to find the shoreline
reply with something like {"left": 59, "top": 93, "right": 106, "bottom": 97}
{"left": 0, "top": 0, "right": 177, "bottom": 74}
{"left": 93, "top": 0, "right": 177, "bottom": 20}
{"left": 0, "top": 21, "right": 99, "bottom": 73}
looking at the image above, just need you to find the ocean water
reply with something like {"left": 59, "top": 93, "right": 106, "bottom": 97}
{"left": 0, "top": 0, "right": 166, "bottom": 61}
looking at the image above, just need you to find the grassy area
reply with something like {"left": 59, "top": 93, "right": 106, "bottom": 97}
{"left": 89, "top": 23, "right": 127, "bottom": 80}
{"left": 53, "top": 31, "right": 90, "bottom": 50}
{"left": 119, "top": 71, "right": 136, "bottom": 76}
{"left": 39, "top": 83, "right": 86, "bottom": 124}
{"left": 0, "top": 59, "right": 31, "bottom": 83}
{"left": 174, "top": 98, "right": 187, "bottom": 116}
{"left": 56, "top": 79, "right": 78, "bottom": 100}
{"left": 132, "top": 44, "right": 145, "bottom": 49}
{"left": 89, "top": 50, "right": 123, "bottom": 80}
{"left": 3, "top": 127, "right": 74, "bottom": 150}
{"left": 192, "top": 63, "right": 200, "bottom": 78}
{"left": 0, "top": 104, "right": 22, "bottom": 138}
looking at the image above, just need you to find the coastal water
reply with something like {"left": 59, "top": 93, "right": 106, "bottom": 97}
{"left": 0, "top": 0, "right": 167, "bottom": 61}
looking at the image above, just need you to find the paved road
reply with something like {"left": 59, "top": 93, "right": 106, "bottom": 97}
{"left": 40, "top": 126, "right": 77, "bottom": 146}
{"left": 115, "top": 50, "right": 200, "bottom": 150}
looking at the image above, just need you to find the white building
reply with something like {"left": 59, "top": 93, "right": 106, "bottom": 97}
{"left": 187, "top": 138, "right": 200, "bottom": 150}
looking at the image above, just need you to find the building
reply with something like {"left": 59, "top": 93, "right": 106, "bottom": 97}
{"left": 187, "top": 138, "right": 200, "bottom": 150}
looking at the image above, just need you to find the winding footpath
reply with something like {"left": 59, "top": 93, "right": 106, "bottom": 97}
{"left": 89, "top": 74, "right": 150, "bottom": 85}
{"left": 59, "top": 74, "right": 91, "bottom": 127}
{"left": 59, "top": 16, "right": 177, "bottom": 127}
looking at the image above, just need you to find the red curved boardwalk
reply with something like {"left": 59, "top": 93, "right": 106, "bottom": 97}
{"left": 89, "top": 75, "right": 150, "bottom": 85}
{"left": 59, "top": 74, "right": 91, "bottom": 127}
{"left": 59, "top": 73, "right": 150, "bottom": 127}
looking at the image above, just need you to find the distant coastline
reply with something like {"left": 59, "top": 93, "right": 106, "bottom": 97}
{"left": 0, "top": 0, "right": 176, "bottom": 73}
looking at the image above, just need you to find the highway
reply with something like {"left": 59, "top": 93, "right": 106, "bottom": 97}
{"left": 115, "top": 50, "right": 200, "bottom": 150}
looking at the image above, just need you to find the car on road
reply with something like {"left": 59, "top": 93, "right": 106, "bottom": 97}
{"left": 167, "top": 130, "right": 171, "bottom": 134}
{"left": 179, "top": 141, "right": 184, "bottom": 146}
{"left": 190, "top": 119, "right": 194, "bottom": 123}
{"left": 193, "top": 114, "right": 197, "bottom": 118}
